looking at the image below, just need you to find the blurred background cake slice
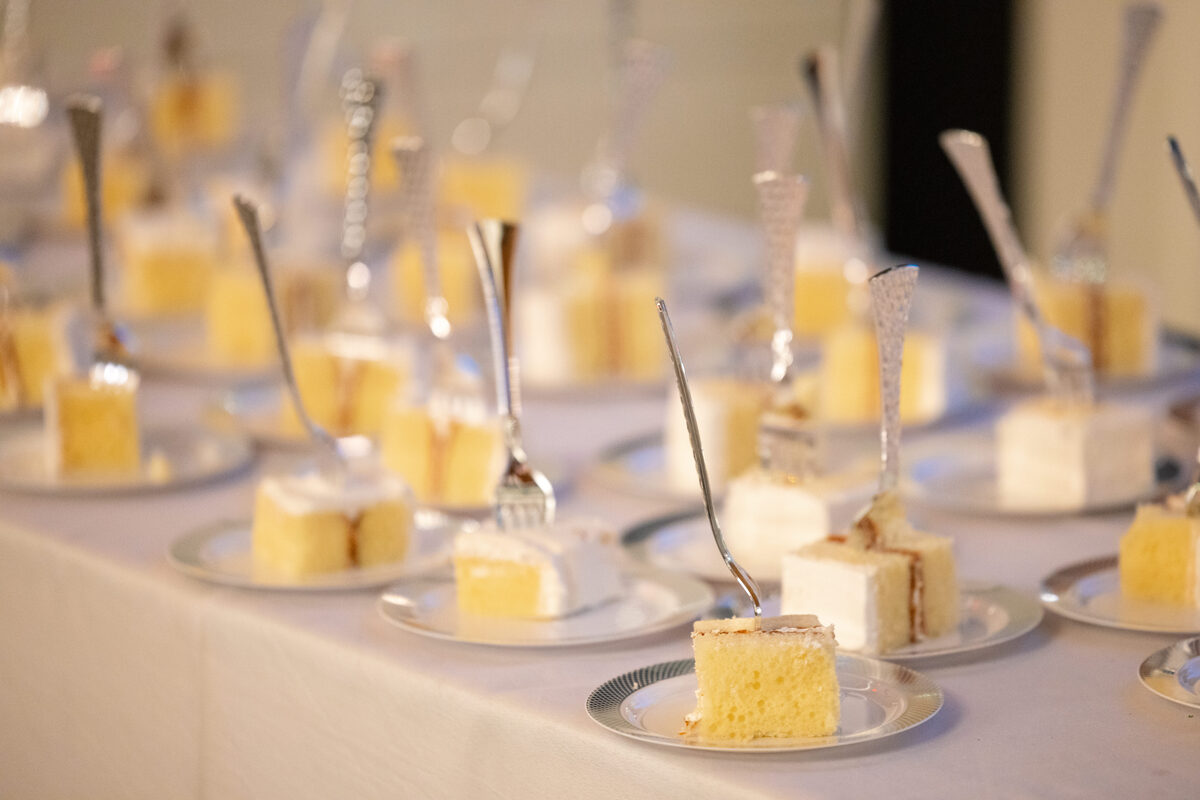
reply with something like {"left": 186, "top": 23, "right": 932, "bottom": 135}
{"left": 1119, "top": 500, "right": 1200, "bottom": 608}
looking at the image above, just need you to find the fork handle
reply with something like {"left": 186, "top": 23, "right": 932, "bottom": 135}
{"left": 67, "top": 95, "right": 106, "bottom": 315}
{"left": 803, "top": 47, "right": 858, "bottom": 240}
{"left": 469, "top": 219, "right": 522, "bottom": 423}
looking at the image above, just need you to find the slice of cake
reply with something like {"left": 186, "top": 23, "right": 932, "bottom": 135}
{"left": 439, "top": 155, "right": 528, "bottom": 221}
{"left": 0, "top": 302, "right": 82, "bottom": 409}
{"left": 150, "top": 72, "right": 239, "bottom": 155}
{"left": 722, "top": 465, "right": 875, "bottom": 579}
{"left": 252, "top": 470, "right": 412, "bottom": 579}
{"left": 818, "top": 322, "right": 946, "bottom": 424}
{"left": 781, "top": 491, "right": 960, "bottom": 655}
{"left": 1015, "top": 276, "right": 1157, "bottom": 379}
{"left": 285, "top": 332, "right": 413, "bottom": 437}
{"left": 390, "top": 228, "right": 483, "bottom": 327}
{"left": 995, "top": 396, "right": 1155, "bottom": 510}
{"left": 683, "top": 614, "right": 839, "bottom": 741}
{"left": 205, "top": 258, "right": 339, "bottom": 367}
{"left": 1119, "top": 501, "right": 1200, "bottom": 607}
{"left": 792, "top": 224, "right": 869, "bottom": 338}
{"left": 663, "top": 376, "right": 772, "bottom": 495}
{"left": 116, "top": 208, "right": 220, "bottom": 316}
{"left": 452, "top": 521, "right": 623, "bottom": 618}
{"left": 44, "top": 370, "right": 141, "bottom": 476}
{"left": 380, "top": 396, "right": 503, "bottom": 507}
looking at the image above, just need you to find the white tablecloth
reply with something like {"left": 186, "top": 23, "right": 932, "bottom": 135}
{"left": 2, "top": 263, "right": 1198, "bottom": 799}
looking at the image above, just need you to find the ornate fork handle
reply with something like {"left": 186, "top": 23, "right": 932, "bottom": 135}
{"left": 868, "top": 265, "right": 918, "bottom": 493}
{"left": 468, "top": 220, "right": 523, "bottom": 442}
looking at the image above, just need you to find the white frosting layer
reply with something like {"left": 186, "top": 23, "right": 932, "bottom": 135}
{"left": 996, "top": 397, "right": 1155, "bottom": 510}
{"left": 259, "top": 469, "right": 409, "bottom": 516}
{"left": 515, "top": 285, "right": 573, "bottom": 384}
{"left": 453, "top": 519, "right": 623, "bottom": 617}
{"left": 781, "top": 552, "right": 880, "bottom": 653}
{"left": 722, "top": 467, "right": 874, "bottom": 578}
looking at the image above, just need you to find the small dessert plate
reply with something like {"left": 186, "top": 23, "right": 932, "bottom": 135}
{"left": 1040, "top": 556, "right": 1200, "bottom": 633}
{"left": 585, "top": 655, "right": 942, "bottom": 752}
{"left": 376, "top": 567, "right": 714, "bottom": 647}
{"left": 167, "top": 510, "right": 457, "bottom": 591}
{"left": 0, "top": 423, "right": 253, "bottom": 495}
{"left": 1138, "top": 637, "right": 1200, "bottom": 709}
{"left": 882, "top": 582, "right": 1043, "bottom": 661}
{"left": 903, "top": 426, "right": 1190, "bottom": 517}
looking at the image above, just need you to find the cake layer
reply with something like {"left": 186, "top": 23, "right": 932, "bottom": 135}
{"left": 253, "top": 470, "right": 412, "bottom": 578}
{"left": 116, "top": 209, "right": 220, "bottom": 316}
{"left": 781, "top": 491, "right": 960, "bottom": 654}
{"left": 45, "top": 372, "right": 141, "bottom": 476}
{"left": 452, "top": 521, "right": 622, "bottom": 619}
{"left": 792, "top": 225, "right": 868, "bottom": 337}
{"left": 1119, "top": 503, "right": 1200, "bottom": 607}
{"left": 663, "top": 376, "right": 771, "bottom": 495}
{"left": 286, "top": 333, "right": 413, "bottom": 437}
{"left": 390, "top": 228, "right": 482, "bottom": 327}
{"left": 818, "top": 323, "right": 946, "bottom": 424}
{"left": 0, "top": 303, "right": 81, "bottom": 408}
{"left": 685, "top": 613, "right": 839, "bottom": 740}
{"left": 380, "top": 396, "right": 502, "bottom": 507}
{"left": 1015, "top": 276, "right": 1157, "bottom": 378}
{"left": 722, "top": 466, "right": 874, "bottom": 578}
{"left": 996, "top": 397, "right": 1155, "bottom": 510}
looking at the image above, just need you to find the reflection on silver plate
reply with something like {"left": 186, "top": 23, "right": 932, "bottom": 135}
{"left": 167, "top": 510, "right": 457, "bottom": 591}
{"left": 136, "top": 337, "right": 279, "bottom": 385}
{"left": 1040, "top": 556, "right": 1200, "bottom": 633}
{"left": 984, "top": 335, "right": 1200, "bottom": 394}
{"left": 1139, "top": 637, "right": 1200, "bottom": 709}
{"left": 585, "top": 655, "right": 942, "bottom": 752}
{"left": 904, "top": 425, "right": 1189, "bottom": 517}
{"left": 377, "top": 567, "right": 714, "bottom": 647}
{"left": 0, "top": 423, "right": 253, "bottom": 495}
{"left": 884, "top": 582, "right": 1043, "bottom": 660}
{"left": 209, "top": 383, "right": 305, "bottom": 448}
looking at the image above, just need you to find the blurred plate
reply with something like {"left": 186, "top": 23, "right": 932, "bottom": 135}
{"left": 377, "top": 566, "right": 713, "bottom": 647}
{"left": 1040, "top": 556, "right": 1200, "bottom": 633}
{"left": 0, "top": 422, "right": 253, "bottom": 495}
{"left": 168, "top": 509, "right": 457, "bottom": 591}
{"left": 1139, "top": 637, "right": 1200, "bottom": 709}
{"left": 903, "top": 422, "right": 1190, "bottom": 517}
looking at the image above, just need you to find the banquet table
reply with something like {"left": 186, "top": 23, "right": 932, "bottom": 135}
{"left": 2, "top": 242, "right": 1199, "bottom": 799}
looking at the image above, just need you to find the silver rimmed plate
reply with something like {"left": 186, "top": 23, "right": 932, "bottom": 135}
{"left": 167, "top": 510, "right": 457, "bottom": 591}
{"left": 585, "top": 655, "right": 942, "bottom": 752}
{"left": 377, "top": 567, "right": 714, "bottom": 647}
{"left": 0, "top": 423, "right": 253, "bottom": 495}
{"left": 903, "top": 424, "right": 1190, "bottom": 518}
{"left": 1139, "top": 637, "right": 1200, "bottom": 709}
{"left": 1040, "top": 556, "right": 1200, "bottom": 633}
{"left": 883, "top": 582, "right": 1043, "bottom": 660}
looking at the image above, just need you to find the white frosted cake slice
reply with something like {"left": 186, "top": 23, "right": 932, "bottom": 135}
{"left": 722, "top": 465, "right": 875, "bottom": 578}
{"left": 781, "top": 491, "right": 959, "bottom": 655}
{"left": 453, "top": 520, "right": 623, "bottom": 618}
{"left": 995, "top": 397, "right": 1155, "bottom": 510}
{"left": 663, "top": 377, "right": 771, "bottom": 494}
{"left": 252, "top": 470, "right": 412, "bottom": 579}
{"left": 684, "top": 614, "right": 839, "bottom": 741}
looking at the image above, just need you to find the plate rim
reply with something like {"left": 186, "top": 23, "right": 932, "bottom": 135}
{"left": 376, "top": 566, "right": 715, "bottom": 648}
{"left": 902, "top": 419, "right": 1190, "bottom": 519}
{"left": 167, "top": 515, "right": 455, "bottom": 592}
{"left": 1138, "top": 636, "right": 1200, "bottom": 709}
{"left": 0, "top": 423, "right": 254, "bottom": 496}
{"left": 1040, "top": 555, "right": 1200, "bottom": 634}
{"left": 584, "top": 654, "right": 943, "bottom": 752}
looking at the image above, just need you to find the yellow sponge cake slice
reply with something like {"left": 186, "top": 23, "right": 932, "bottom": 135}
{"left": 1119, "top": 503, "right": 1200, "bottom": 607}
{"left": 684, "top": 614, "right": 839, "bottom": 741}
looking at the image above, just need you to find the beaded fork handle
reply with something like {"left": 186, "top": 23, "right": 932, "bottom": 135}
{"left": 868, "top": 265, "right": 918, "bottom": 494}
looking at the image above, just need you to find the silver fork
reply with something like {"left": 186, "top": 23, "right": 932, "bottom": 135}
{"left": 802, "top": 46, "right": 862, "bottom": 242}
{"left": 66, "top": 95, "right": 136, "bottom": 385}
{"left": 657, "top": 297, "right": 762, "bottom": 617}
{"left": 468, "top": 219, "right": 554, "bottom": 530}
{"left": 1051, "top": 2, "right": 1161, "bottom": 283}
{"left": 752, "top": 170, "right": 820, "bottom": 479}
{"left": 234, "top": 194, "right": 353, "bottom": 473}
{"left": 1167, "top": 136, "right": 1200, "bottom": 227}
{"left": 941, "top": 129, "right": 1095, "bottom": 404}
